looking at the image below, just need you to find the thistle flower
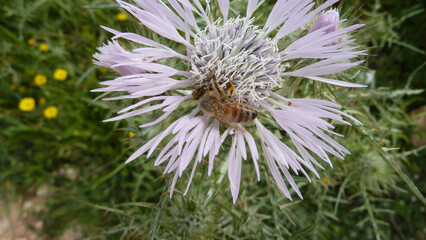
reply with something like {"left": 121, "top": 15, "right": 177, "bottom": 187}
{"left": 93, "top": 0, "right": 365, "bottom": 202}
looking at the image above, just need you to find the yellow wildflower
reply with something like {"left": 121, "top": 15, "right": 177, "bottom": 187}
{"left": 27, "top": 38, "right": 36, "bottom": 46}
{"left": 322, "top": 177, "right": 328, "bottom": 183}
{"left": 19, "top": 97, "right": 35, "bottom": 111}
{"left": 39, "top": 43, "right": 49, "bottom": 52}
{"left": 43, "top": 106, "right": 58, "bottom": 119}
{"left": 54, "top": 68, "right": 68, "bottom": 81}
{"left": 39, "top": 97, "right": 47, "bottom": 105}
{"left": 34, "top": 74, "right": 47, "bottom": 86}
{"left": 99, "top": 67, "right": 108, "bottom": 73}
{"left": 117, "top": 12, "right": 127, "bottom": 21}
{"left": 26, "top": 69, "right": 35, "bottom": 75}
{"left": 128, "top": 131, "right": 136, "bottom": 138}
{"left": 9, "top": 84, "right": 17, "bottom": 90}
{"left": 18, "top": 86, "right": 26, "bottom": 93}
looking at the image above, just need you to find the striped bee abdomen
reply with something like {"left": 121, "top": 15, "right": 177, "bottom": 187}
{"left": 216, "top": 101, "right": 258, "bottom": 123}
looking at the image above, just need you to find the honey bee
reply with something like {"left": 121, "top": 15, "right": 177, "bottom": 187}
{"left": 192, "top": 69, "right": 258, "bottom": 131}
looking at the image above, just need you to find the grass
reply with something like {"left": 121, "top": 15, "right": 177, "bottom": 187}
{"left": 1, "top": 0, "right": 425, "bottom": 239}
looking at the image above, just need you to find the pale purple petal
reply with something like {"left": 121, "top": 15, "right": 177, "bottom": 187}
{"left": 93, "top": 41, "right": 191, "bottom": 78}
{"left": 264, "top": 0, "right": 312, "bottom": 35}
{"left": 261, "top": 93, "right": 361, "bottom": 172}
{"left": 256, "top": 118, "right": 317, "bottom": 198}
{"left": 304, "top": 76, "right": 366, "bottom": 87}
{"left": 170, "top": 172, "right": 179, "bottom": 198}
{"left": 178, "top": 116, "right": 209, "bottom": 176}
{"left": 228, "top": 132, "right": 243, "bottom": 203}
{"left": 183, "top": 160, "right": 198, "bottom": 195}
{"left": 281, "top": 24, "right": 365, "bottom": 60}
{"left": 126, "top": 120, "right": 179, "bottom": 163}
{"left": 117, "top": 0, "right": 194, "bottom": 49}
{"left": 246, "top": 0, "right": 265, "bottom": 21}
{"left": 191, "top": 0, "right": 211, "bottom": 26}
{"left": 168, "top": 0, "right": 201, "bottom": 33}
{"left": 134, "top": 0, "right": 198, "bottom": 38}
{"left": 139, "top": 95, "right": 192, "bottom": 128}
{"left": 94, "top": 76, "right": 193, "bottom": 100}
{"left": 243, "top": 131, "right": 260, "bottom": 181}
{"left": 280, "top": 55, "right": 366, "bottom": 87}
{"left": 217, "top": 0, "right": 229, "bottom": 22}
{"left": 255, "top": 119, "right": 292, "bottom": 199}
{"left": 93, "top": 41, "right": 141, "bottom": 75}
{"left": 103, "top": 95, "right": 189, "bottom": 122}
{"left": 205, "top": 120, "right": 221, "bottom": 176}
{"left": 236, "top": 131, "right": 247, "bottom": 160}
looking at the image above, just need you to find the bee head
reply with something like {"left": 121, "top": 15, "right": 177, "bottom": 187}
{"left": 192, "top": 84, "right": 208, "bottom": 100}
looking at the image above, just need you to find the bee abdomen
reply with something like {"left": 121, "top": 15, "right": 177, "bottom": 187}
{"left": 225, "top": 103, "right": 258, "bottom": 123}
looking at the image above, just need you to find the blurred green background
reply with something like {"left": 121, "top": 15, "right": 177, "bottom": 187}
{"left": 1, "top": 0, "right": 425, "bottom": 239}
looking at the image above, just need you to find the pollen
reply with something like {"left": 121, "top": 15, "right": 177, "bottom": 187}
{"left": 54, "top": 68, "right": 68, "bottom": 81}
{"left": 34, "top": 74, "right": 47, "bottom": 86}
{"left": 19, "top": 97, "right": 35, "bottom": 112}
{"left": 43, "top": 106, "right": 58, "bottom": 119}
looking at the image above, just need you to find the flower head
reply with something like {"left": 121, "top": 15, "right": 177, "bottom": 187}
{"left": 43, "top": 106, "right": 58, "bottom": 119}
{"left": 99, "top": 67, "right": 108, "bottom": 73}
{"left": 27, "top": 38, "right": 36, "bottom": 46}
{"left": 53, "top": 68, "right": 68, "bottom": 81}
{"left": 94, "top": 0, "right": 365, "bottom": 202}
{"left": 39, "top": 97, "right": 47, "bottom": 105}
{"left": 19, "top": 97, "right": 35, "bottom": 112}
{"left": 18, "top": 86, "right": 26, "bottom": 93}
{"left": 309, "top": 9, "right": 340, "bottom": 33}
{"left": 117, "top": 12, "right": 128, "bottom": 21}
{"left": 34, "top": 74, "right": 47, "bottom": 86}
{"left": 39, "top": 43, "right": 49, "bottom": 52}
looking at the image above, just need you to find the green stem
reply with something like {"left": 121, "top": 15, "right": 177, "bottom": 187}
{"left": 355, "top": 125, "right": 426, "bottom": 205}
{"left": 148, "top": 187, "right": 170, "bottom": 240}
{"left": 361, "top": 183, "right": 381, "bottom": 240}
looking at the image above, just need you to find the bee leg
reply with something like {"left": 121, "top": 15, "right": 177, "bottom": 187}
{"left": 208, "top": 68, "right": 224, "bottom": 96}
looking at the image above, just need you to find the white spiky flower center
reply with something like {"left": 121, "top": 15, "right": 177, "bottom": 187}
{"left": 190, "top": 18, "right": 282, "bottom": 106}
